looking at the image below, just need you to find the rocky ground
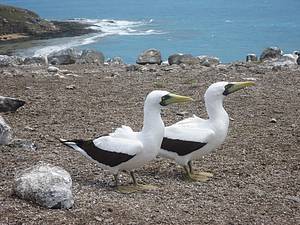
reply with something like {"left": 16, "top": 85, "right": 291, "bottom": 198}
{"left": 0, "top": 61, "right": 299, "bottom": 225}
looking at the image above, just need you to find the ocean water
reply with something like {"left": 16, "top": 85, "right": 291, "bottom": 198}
{"left": 1, "top": 0, "right": 300, "bottom": 63}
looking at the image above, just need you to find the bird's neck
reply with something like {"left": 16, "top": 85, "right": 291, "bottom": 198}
{"left": 205, "top": 96, "right": 229, "bottom": 123}
{"left": 141, "top": 104, "right": 164, "bottom": 138}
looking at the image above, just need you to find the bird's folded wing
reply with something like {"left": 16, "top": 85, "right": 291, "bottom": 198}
{"left": 93, "top": 135, "right": 142, "bottom": 156}
{"left": 173, "top": 115, "right": 205, "bottom": 128}
{"left": 165, "top": 125, "right": 215, "bottom": 143}
{"left": 109, "top": 125, "right": 137, "bottom": 140}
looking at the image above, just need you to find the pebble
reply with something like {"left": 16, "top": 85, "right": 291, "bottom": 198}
{"left": 66, "top": 85, "right": 76, "bottom": 90}
{"left": 270, "top": 118, "right": 277, "bottom": 123}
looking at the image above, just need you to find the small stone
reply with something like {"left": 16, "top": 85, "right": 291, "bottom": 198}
{"left": 246, "top": 54, "right": 258, "bottom": 62}
{"left": 229, "top": 117, "right": 235, "bottom": 121}
{"left": 8, "top": 139, "right": 37, "bottom": 151}
{"left": 285, "top": 195, "right": 300, "bottom": 203}
{"left": 176, "top": 111, "right": 189, "bottom": 117}
{"left": 270, "top": 118, "right": 277, "bottom": 123}
{"left": 24, "top": 126, "right": 35, "bottom": 131}
{"left": 66, "top": 85, "right": 76, "bottom": 90}
{"left": 95, "top": 216, "right": 102, "bottom": 222}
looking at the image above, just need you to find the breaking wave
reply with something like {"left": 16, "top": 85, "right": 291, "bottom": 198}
{"left": 30, "top": 18, "right": 164, "bottom": 57}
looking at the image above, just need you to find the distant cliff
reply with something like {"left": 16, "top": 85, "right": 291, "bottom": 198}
{"left": 0, "top": 4, "right": 96, "bottom": 41}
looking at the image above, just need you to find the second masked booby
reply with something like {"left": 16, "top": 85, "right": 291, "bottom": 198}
{"left": 159, "top": 81, "right": 255, "bottom": 181}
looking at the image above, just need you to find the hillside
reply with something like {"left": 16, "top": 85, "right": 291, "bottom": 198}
{"left": 0, "top": 4, "right": 95, "bottom": 42}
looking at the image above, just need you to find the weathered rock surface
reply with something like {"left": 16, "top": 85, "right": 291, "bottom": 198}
{"left": 14, "top": 163, "right": 73, "bottom": 209}
{"left": 0, "top": 55, "right": 23, "bottom": 67}
{"left": 76, "top": 49, "right": 105, "bottom": 64}
{"left": 168, "top": 53, "right": 198, "bottom": 65}
{"left": 260, "top": 47, "right": 282, "bottom": 61}
{"left": 0, "top": 116, "right": 12, "bottom": 145}
{"left": 136, "top": 49, "right": 162, "bottom": 65}
{"left": 0, "top": 96, "right": 25, "bottom": 112}
{"left": 48, "top": 48, "right": 81, "bottom": 65}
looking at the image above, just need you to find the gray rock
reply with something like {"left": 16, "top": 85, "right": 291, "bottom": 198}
{"left": 246, "top": 54, "right": 258, "bottom": 62}
{"left": 0, "top": 55, "right": 23, "bottom": 67}
{"left": 48, "top": 48, "right": 81, "bottom": 65}
{"left": 23, "top": 56, "right": 48, "bottom": 65}
{"left": 0, "top": 116, "right": 13, "bottom": 145}
{"left": 14, "top": 163, "right": 73, "bottom": 209}
{"left": 8, "top": 139, "right": 37, "bottom": 151}
{"left": 0, "top": 96, "right": 25, "bottom": 112}
{"left": 77, "top": 49, "right": 105, "bottom": 64}
{"left": 136, "top": 49, "right": 162, "bottom": 65}
{"left": 298, "top": 56, "right": 300, "bottom": 65}
{"left": 260, "top": 47, "right": 282, "bottom": 61}
{"left": 168, "top": 53, "right": 198, "bottom": 65}
{"left": 197, "top": 55, "right": 220, "bottom": 66}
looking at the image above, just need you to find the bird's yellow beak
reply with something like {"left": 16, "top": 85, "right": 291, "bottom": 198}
{"left": 160, "top": 93, "right": 193, "bottom": 106}
{"left": 223, "top": 81, "right": 255, "bottom": 95}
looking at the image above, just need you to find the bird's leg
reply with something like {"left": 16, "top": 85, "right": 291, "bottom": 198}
{"left": 130, "top": 171, "right": 138, "bottom": 186}
{"left": 113, "top": 173, "right": 119, "bottom": 187}
{"left": 188, "top": 160, "right": 194, "bottom": 174}
{"left": 116, "top": 171, "right": 157, "bottom": 193}
{"left": 183, "top": 161, "right": 213, "bottom": 182}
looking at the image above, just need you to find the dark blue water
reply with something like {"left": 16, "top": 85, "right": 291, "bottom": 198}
{"left": 1, "top": 0, "right": 300, "bottom": 63}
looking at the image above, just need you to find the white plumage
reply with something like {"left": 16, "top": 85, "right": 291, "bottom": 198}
{"left": 159, "top": 81, "right": 255, "bottom": 181}
{"left": 60, "top": 90, "right": 192, "bottom": 192}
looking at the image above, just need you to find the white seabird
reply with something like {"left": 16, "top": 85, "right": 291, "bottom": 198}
{"left": 60, "top": 90, "right": 193, "bottom": 193}
{"left": 159, "top": 81, "right": 255, "bottom": 181}
{"left": 282, "top": 51, "right": 300, "bottom": 63}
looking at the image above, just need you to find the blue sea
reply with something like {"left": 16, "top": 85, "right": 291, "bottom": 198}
{"left": 1, "top": 0, "right": 300, "bottom": 63}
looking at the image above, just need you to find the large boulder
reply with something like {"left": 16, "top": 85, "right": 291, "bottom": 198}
{"left": 47, "top": 48, "right": 81, "bottom": 65}
{"left": 0, "top": 116, "right": 13, "bottom": 145}
{"left": 14, "top": 163, "right": 73, "bottom": 209}
{"left": 168, "top": 53, "right": 198, "bottom": 65}
{"left": 260, "top": 47, "right": 282, "bottom": 61}
{"left": 0, "top": 55, "right": 23, "bottom": 67}
{"left": 197, "top": 55, "right": 220, "bottom": 66}
{"left": 0, "top": 96, "right": 25, "bottom": 112}
{"left": 76, "top": 49, "right": 105, "bottom": 64}
{"left": 136, "top": 49, "right": 162, "bottom": 65}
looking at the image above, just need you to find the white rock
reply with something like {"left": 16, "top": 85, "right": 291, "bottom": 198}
{"left": 14, "top": 163, "right": 74, "bottom": 209}
{"left": 0, "top": 116, "right": 13, "bottom": 145}
{"left": 47, "top": 66, "right": 60, "bottom": 73}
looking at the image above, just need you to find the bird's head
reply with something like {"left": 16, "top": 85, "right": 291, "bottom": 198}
{"left": 293, "top": 51, "right": 300, "bottom": 56}
{"left": 145, "top": 90, "right": 193, "bottom": 108}
{"left": 205, "top": 81, "right": 255, "bottom": 100}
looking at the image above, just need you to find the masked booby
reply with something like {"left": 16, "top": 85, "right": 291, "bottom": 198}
{"left": 159, "top": 81, "right": 255, "bottom": 182}
{"left": 60, "top": 90, "right": 193, "bottom": 193}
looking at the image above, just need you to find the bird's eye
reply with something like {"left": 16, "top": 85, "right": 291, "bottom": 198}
{"left": 223, "top": 84, "right": 234, "bottom": 96}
